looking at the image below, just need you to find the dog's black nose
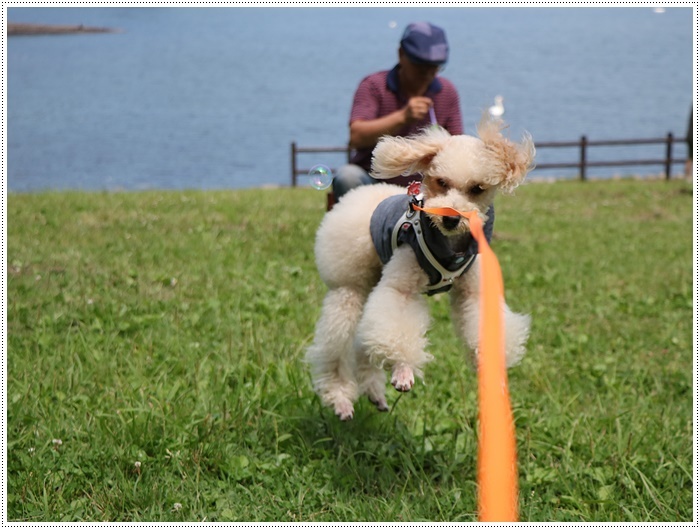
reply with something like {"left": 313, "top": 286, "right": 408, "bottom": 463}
{"left": 442, "top": 215, "right": 461, "bottom": 230}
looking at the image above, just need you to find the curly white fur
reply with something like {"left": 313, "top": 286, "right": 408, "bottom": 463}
{"left": 306, "top": 115, "right": 535, "bottom": 421}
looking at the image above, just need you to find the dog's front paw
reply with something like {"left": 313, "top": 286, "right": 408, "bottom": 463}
{"left": 391, "top": 364, "right": 415, "bottom": 392}
{"left": 334, "top": 400, "right": 355, "bottom": 421}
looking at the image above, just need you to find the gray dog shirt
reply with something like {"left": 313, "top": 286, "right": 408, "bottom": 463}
{"left": 370, "top": 194, "right": 495, "bottom": 295}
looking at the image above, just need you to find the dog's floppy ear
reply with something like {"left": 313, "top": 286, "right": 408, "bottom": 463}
{"left": 371, "top": 127, "right": 452, "bottom": 179}
{"left": 478, "top": 113, "right": 536, "bottom": 193}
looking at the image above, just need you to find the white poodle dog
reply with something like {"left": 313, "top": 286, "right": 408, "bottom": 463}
{"left": 306, "top": 116, "right": 535, "bottom": 421}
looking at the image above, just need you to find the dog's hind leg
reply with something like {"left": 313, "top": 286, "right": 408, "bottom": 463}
{"left": 305, "top": 286, "right": 366, "bottom": 421}
{"left": 355, "top": 347, "right": 389, "bottom": 412}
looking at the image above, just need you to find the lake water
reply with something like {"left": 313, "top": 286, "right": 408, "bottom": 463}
{"left": 7, "top": 6, "right": 695, "bottom": 192}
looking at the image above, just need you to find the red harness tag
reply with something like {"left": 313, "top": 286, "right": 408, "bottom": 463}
{"left": 407, "top": 181, "right": 422, "bottom": 196}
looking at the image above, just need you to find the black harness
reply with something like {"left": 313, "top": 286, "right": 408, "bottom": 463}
{"left": 370, "top": 194, "right": 494, "bottom": 295}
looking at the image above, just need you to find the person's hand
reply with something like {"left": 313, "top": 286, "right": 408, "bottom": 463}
{"left": 403, "top": 97, "right": 433, "bottom": 124}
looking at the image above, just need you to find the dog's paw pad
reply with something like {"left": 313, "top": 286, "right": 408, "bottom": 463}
{"left": 391, "top": 365, "right": 415, "bottom": 392}
{"left": 334, "top": 401, "right": 354, "bottom": 421}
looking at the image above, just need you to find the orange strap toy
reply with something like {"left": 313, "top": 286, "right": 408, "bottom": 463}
{"left": 412, "top": 203, "right": 519, "bottom": 522}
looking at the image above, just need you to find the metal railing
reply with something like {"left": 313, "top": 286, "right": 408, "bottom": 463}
{"left": 534, "top": 133, "right": 688, "bottom": 180}
{"left": 291, "top": 133, "right": 689, "bottom": 186}
{"left": 290, "top": 144, "right": 352, "bottom": 187}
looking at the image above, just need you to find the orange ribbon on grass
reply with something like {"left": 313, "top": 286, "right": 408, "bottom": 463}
{"left": 413, "top": 203, "right": 519, "bottom": 521}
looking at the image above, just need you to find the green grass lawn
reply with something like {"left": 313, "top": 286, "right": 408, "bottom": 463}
{"left": 7, "top": 179, "right": 693, "bottom": 522}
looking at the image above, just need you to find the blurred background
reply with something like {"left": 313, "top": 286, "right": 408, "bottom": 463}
{"left": 7, "top": 6, "right": 694, "bottom": 191}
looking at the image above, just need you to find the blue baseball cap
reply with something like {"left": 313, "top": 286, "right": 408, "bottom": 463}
{"left": 400, "top": 22, "right": 449, "bottom": 65}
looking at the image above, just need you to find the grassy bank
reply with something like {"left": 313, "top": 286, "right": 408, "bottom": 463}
{"left": 7, "top": 180, "right": 693, "bottom": 522}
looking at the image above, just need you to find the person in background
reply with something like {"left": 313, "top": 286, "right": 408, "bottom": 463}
{"left": 685, "top": 108, "right": 693, "bottom": 179}
{"left": 332, "top": 22, "right": 463, "bottom": 201}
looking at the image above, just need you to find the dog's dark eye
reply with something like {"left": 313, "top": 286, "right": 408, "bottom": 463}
{"left": 469, "top": 184, "right": 486, "bottom": 195}
{"left": 435, "top": 178, "right": 450, "bottom": 190}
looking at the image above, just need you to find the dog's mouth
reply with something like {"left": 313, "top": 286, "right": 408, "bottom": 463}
{"left": 412, "top": 203, "right": 476, "bottom": 219}
{"left": 413, "top": 203, "right": 477, "bottom": 234}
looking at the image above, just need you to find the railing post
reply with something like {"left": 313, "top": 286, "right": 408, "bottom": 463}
{"left": 580, "top": 135, "right": 588, "bottom": 181}
{"left": 291, "top": 142, "right": 297, "bottom": 187}
{"left": 665, "top": 132, "right": 673, "bottom": 180}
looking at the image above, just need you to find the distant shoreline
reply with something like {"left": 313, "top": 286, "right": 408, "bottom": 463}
{"left": 7, "top": 22, "right": 118, "bottom": 36}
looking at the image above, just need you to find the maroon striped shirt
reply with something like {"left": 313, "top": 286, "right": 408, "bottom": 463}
{"left": 349, "top": 64, "right": 463, "bottom": 184}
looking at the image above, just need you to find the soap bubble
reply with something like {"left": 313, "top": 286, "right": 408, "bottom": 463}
{"left": 309, "top": 164, "right": 333, "bottom": 190}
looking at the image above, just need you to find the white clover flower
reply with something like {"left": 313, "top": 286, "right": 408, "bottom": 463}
{"left": 172, "top": 502, "right": 182, "bottom": 512}
{"left": 52, "top": 439, "right": 62, "bottom": 447}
